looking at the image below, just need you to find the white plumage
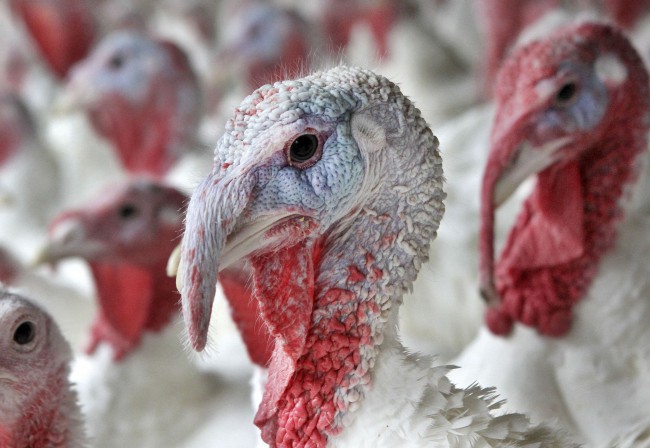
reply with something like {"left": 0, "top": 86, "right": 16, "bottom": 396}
{"left": 3, "top": 2, "right": 650, "bottom": 446}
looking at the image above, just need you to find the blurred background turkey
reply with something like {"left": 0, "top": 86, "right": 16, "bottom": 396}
{"left": 2, "top": 0, "right": 650, "bottom": 447}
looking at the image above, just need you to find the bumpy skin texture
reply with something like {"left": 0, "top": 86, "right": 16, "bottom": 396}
{"left": 64, "top": 31, "right": 201, "bottom": 177}
{"left": 0, "top": 290, "right": 84, "bottom": 447}
{"left": 176, "top": 66, "right": 573, "bottom": 447}
{"left": 479, "top": 23, "right": 650, "bottom": 336}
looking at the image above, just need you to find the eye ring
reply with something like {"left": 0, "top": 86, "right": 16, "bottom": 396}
{"left": 286, "top": 132, "right": 322, "bottom": 169}
{"left": 13, "top": 321, "right": 35, "bottom": 346}
{"left": 554, "top": 81, "right": 579, "bottom": 107}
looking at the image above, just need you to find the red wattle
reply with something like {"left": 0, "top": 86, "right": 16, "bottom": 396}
{"left": 219, "top": 269, "right": 273, "bottom": 367}
{"left": 88, "top": 261, "right": 179, "bottom": 360}
{"left": 250, "top": 241, "right": 317, "bottom": 443}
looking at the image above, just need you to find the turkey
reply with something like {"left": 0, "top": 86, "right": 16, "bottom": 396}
{"left": 50, "top": 29, "right": 207, "bottom": 205}
{"left": 450, "top": 21, "right": 650, "bottom": 446}
{"left": 398, "top": 103, "right": 497, "bottom": 357}
{"left": 0, "top": 245, "right": 93, "bottom": 351}
{"left": 0, "top": 288, "right": 85, "bottom": 447}
{"left": 172, "top": 65, "right": 576, "bottom": 447}
{"left": 36, "top": 178, "right": 270, "bottom": 447}
{"left": 0, "top": 2, "right": 59, "bottom": 116}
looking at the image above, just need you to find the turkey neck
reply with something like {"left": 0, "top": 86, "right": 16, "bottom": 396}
{"left": 257, "top": 109, "right": 445, "bottom": 447}
{"left": 496, "top": 91, "right": 650, "bottom": 336}
{"left": 87, "top": 257, "right": 180, "bottom": 360}
{"left": 0, "top": 365, "right": 83, "bottom": 448}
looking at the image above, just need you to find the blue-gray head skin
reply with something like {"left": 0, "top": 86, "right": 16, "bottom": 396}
{"left": 175, "top": 65, "right": 444, "bottom": 349}
{"left": 61, "top": 30, "right": 201, "bottom": 176}
{"left": 173, "top": 65, "right": 444, "bottom": 444}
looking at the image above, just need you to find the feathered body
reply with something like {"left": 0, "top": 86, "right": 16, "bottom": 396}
{"left": 71, "top": 321, "right": 250, "bottom": 447}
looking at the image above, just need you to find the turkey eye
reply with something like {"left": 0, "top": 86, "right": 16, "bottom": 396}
{"left": 248, "top": 23, "right": 263, "bottom": 40}
{"left": 287, "top": 134, "right": 321, "bottom": 169}
{"left": 554, "top": 82, "right": 578, "bottom": 106}
{"left": 118, "top": 203, "right": 138, "bottom": 219}
{"left": 108, "top": 53, "right": 125, "bottom": 70}
{"left": 13, "top": 321, "right": 35, "bottom": 345}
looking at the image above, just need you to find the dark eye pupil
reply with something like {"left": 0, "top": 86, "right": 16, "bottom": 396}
{"left": 249, "top": 23, "right": 263, "bottom": 39}
{"left": 108, "top": 54, "right": 125, "bottom": 70}
{"left": 119, "top": 204, "right": 138, "bottom": 219}
{"left": 13, "top": 322, "right": 34, "bottom": 345}
{"left": 556, "top": 82, "right": 577, "bottom": 104}
{"left": 290, "top": 134, "right": 319, "bottom": 163}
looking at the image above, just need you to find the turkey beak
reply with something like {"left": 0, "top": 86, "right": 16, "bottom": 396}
{"left": 491, "top": 137, "right": 572, "bottom": 207}
{"left": 176, "top": 167, "right": 283, "bottom": 352}
{"left": 52, "top": 69, "right": 98, "bottom": 115}
{"left": 0, "top": 187, "right": 14, "bottom": 206}
{"left": 32, "top": 213, "right": 102, "bottom": 266}
{"left": 479, "top": 119, "right": 572, "bottom": 306}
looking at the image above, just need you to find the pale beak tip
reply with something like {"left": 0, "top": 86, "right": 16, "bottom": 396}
{"left": 30, "top": 247, "right": 51, "bottom": 269}
{"left": 51, "top": 87, "right": 90, "bottom": 116}
{"left": 166, "top": 245, "right": 182, "bottom": 278}
{"left": 493, "top": 179, "right": 515, "bottom": 209}
{"left": 0, "top": 191, "right": 15, "bottom": 207}
{"left": 51, "top": 93, "right": 77, "bottom": 116}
